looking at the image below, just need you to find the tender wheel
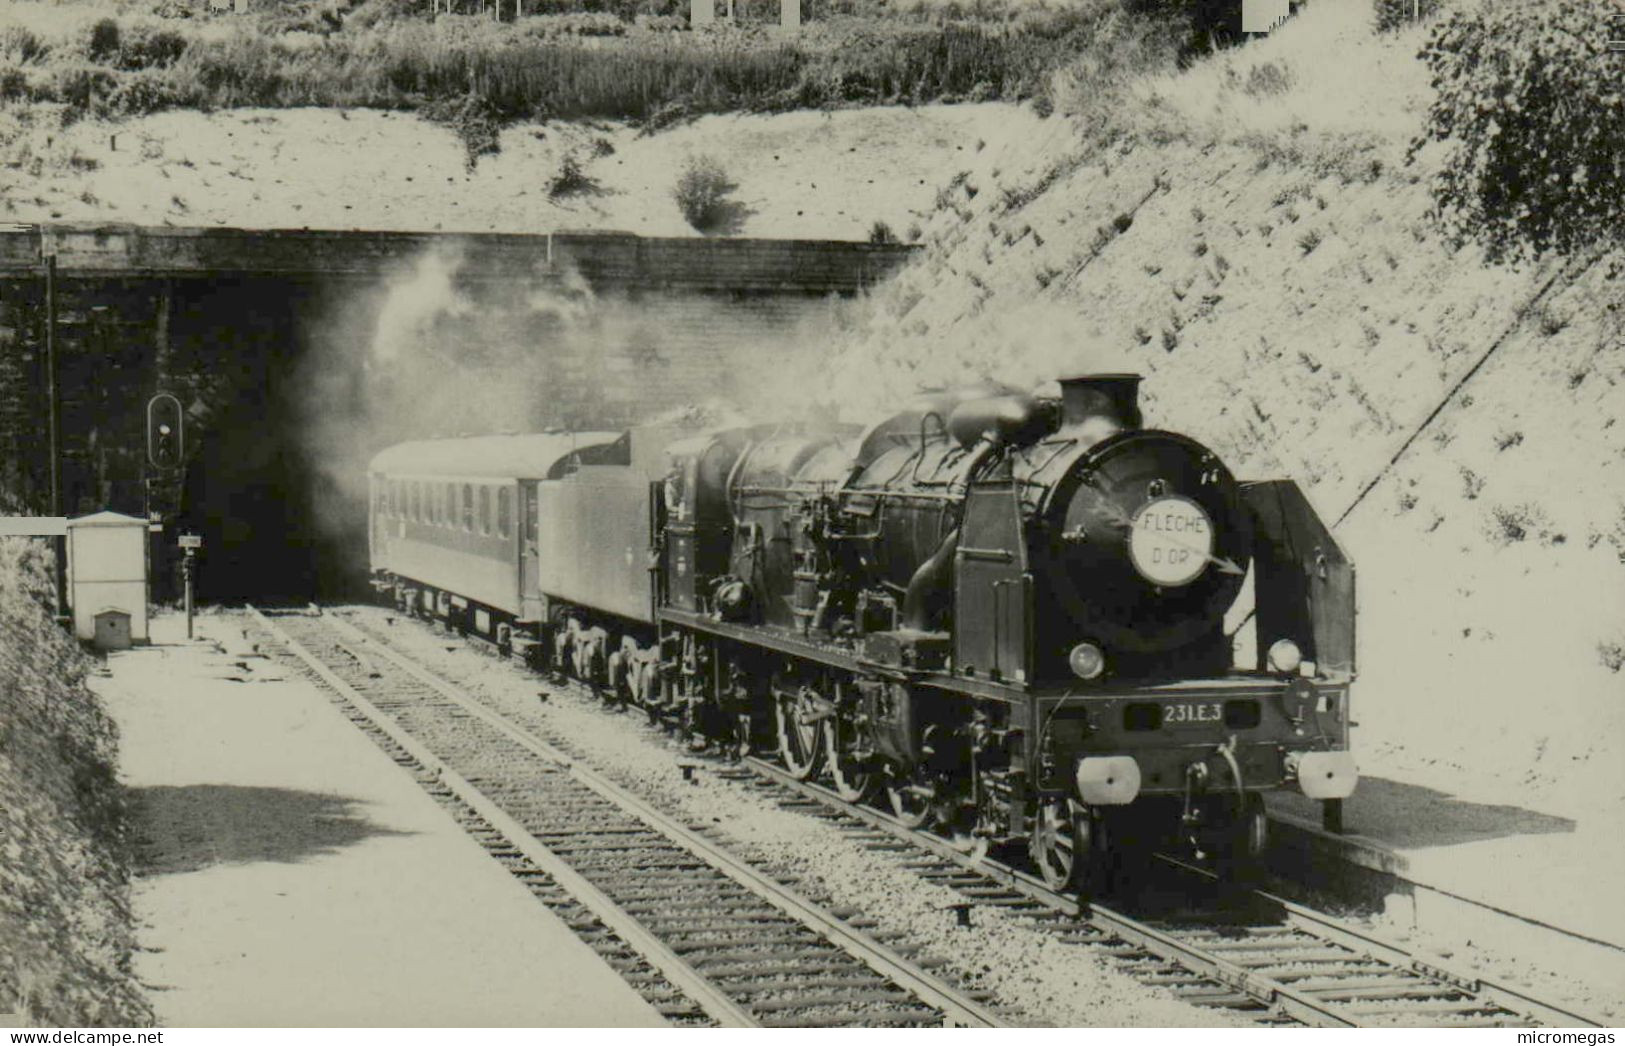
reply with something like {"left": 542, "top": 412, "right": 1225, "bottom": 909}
{"left": 885, "top": 765, "right": 933, "bottom": 829}
{"left": 775, "top": 687, "right": 824, "bottom": 780}
{"left": 1031, "top": 797, "right": 1109, "bottom": 896}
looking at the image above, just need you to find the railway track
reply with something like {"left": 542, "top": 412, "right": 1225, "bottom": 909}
{"left": 248, "top": 605, "right": 1010, "bottom": 1029}
{"left": 262, "top": 605, "right": 1606, "bottom": 1029}
{"left": 739, "top": 758, "right": 1607, "bottom": 1029}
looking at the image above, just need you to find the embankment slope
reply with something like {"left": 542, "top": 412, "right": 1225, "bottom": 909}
{"left": 0, "top": 539, "right": 150, "bottom": 1025}
{"left": 823, "top": 2, "right": 1625, "bottom": 828}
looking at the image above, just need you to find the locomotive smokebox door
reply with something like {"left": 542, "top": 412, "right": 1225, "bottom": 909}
{"left": 954, "top": 473, "right": 1032, "bottom": 683}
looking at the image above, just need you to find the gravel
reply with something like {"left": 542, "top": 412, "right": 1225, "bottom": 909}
{"left": 338, "top": 604, "right": 1247, "bottom": 1028}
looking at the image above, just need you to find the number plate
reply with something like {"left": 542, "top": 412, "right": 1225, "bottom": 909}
{"left": 1162, "top": 701, "right": 1223, "bottom": 727}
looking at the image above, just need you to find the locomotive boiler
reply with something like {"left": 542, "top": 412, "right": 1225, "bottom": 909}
{"left": 371, "top": 373, "right": 1358, "bottom": 893}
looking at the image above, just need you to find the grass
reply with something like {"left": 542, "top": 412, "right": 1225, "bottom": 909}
{"left": 0, "top": 2, "right": 1155, "bottom": 129}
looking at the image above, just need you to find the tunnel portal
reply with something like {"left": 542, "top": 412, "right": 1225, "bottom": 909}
{"left": 0, "top": 225, "right": 914, "bottom": 604}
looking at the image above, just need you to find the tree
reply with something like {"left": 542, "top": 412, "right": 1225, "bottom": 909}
{"left": 1411, "top": 0, "right": 1624, "bottom": 265}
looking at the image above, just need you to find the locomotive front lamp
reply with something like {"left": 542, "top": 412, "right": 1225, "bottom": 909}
{"left": 1267, "top": 638, "right": 1303, "bottom": 675}
{"left": 1068, "top": 641, "right": 1106, "bottom": 680}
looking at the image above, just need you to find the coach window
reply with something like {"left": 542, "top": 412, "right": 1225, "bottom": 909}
{"left": 442, "top": 483, "right": 453, "bottom": 527}
{"left": 460, "top": 484, "right": 473, "bottom": 530}
{"left": 476, "top": 487, "right": 490, "bottom": 534}
{"left": 407, "top": 482, "right": 418, "bottom": 521}
{"left": 497, "top": 488, "right": 512, "bottom": 539}
{"left": 388, "top": 480, "right": 398, "bottom": 517}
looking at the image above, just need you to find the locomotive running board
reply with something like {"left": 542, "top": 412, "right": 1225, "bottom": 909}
{"left": 658, "top": 608, "right": 868, "bottom": 673}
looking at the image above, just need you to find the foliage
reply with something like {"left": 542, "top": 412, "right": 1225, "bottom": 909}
{"left": 672, "top": 153, "right": 736, "bottom": 233}
{"left": 868, "top": 219, "right": 898, "bottom": 244}
{"left": 1373, "top": 0, "right": 1438, "bottom": 34}
{"left": 3, "top": 1, "right": 1194, "bottom": 129}
{"left": 422, "top": 92, "right": 504, "bottom": 170}
{"left": 0, "top": 25, "right": 50, "bottom": 65}
{"left": 519, "top": 12, "right": 630, "bottom": 37}
{"left": 1242, "top": 60, "right": 1291, "bottom": 98}
{"left": 548, "top": 152, "right": 597, "bottom": 197}
{"left": 1411, "top": 0, "right": 1625, "bottom": 265}
{"left": 86, "top": 18, "right": 121, "bottom": 63}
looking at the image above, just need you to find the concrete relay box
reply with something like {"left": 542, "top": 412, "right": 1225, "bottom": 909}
{"left": 66, "top": 511, "right": 149, "bottom": 649}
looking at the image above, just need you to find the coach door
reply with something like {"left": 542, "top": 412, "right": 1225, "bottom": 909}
{"left": 520, "top": 481, "right": 542, "bottom": 619}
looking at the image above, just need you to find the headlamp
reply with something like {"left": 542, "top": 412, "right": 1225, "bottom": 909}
{"left": 1068, "top": 641, "right": 1106, "bottom": 681}
{"left": 1267, "top": 638, "right": 1303, "bottom": 675}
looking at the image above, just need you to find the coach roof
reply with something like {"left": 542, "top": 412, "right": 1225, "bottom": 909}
{"left": 369, "top": 432, "right": 627, "bottom": 480}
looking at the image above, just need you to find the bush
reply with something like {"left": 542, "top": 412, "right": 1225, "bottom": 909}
{"left": 520, "top": 12, "right": 629, "bottom": 37}
{"left": 1242, "top": 60, "right": 1291, "bottom": 97}
{"left": 0, "top": 67, "right": 27, "bottom": 101}
{"left": 107, "top": 71, "right": 178, "bottom": 115}
{"left": 0, "top": 25, "right": 50, "bottom": 65}
{"left": 1373, "top": 0, "right": 1438, "bottom": 34}
{"left": 1412, "top": 0, "right": 1625, "bottom": 265}
{"left": 673, "top": 154, "right": 736, "bottom": 233}
{"left": 548, "top": 152, "right": 597, "bottom": 197}
{"left": 49, "top": 65, "right": 118, "bottom": 114}
{"left": 422, "top": 92, "right": 504, "bottom": 170}
{"left": 868, "top": 219, "right": 898, "bottom": 244}
{"left": 117, "top": 25, "right": 189, "bottom": 70}
{"left": 86, "top": 18, "right": 122, "bottom": 62}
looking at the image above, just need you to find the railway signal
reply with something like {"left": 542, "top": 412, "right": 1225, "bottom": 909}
{"left": 147, "top": 393, "right": 184, "bottom": 471}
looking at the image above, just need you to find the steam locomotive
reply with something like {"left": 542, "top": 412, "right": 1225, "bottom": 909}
{"left": 369, "top": 374, "right": 1357, "bottom": 892}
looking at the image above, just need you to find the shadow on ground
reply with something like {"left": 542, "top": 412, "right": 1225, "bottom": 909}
{"left": 1268, "top": 775, "right": 1574, "bottom": 849}
{"left": 129, "top": 785, "right": 411, "bottom": 876}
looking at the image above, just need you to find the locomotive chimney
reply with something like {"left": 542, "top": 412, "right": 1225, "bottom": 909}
{"left": 1058, "top": 374, "right": 1142, "bottom": 432}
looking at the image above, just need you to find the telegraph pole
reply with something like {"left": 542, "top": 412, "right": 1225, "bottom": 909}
{"left": 45, "top": 249, "right": 66, "bottom": 620}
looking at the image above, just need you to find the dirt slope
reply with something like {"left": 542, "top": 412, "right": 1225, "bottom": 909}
{"left": 820, "top": 3, "right": 1625, "bottom": 826}
{"left": 0, "top": 539, "right": 150, "bottom": 1025}
{"left": 1, "top": 100, "right": 1038, "bottom": 239}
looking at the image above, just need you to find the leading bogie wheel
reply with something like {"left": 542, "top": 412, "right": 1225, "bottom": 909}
{"left": 1216, "top": 792, "right": 1269, "bottom": 883}
{"left": 1031, "top": 797, "right": 1110, "bottom": 897}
